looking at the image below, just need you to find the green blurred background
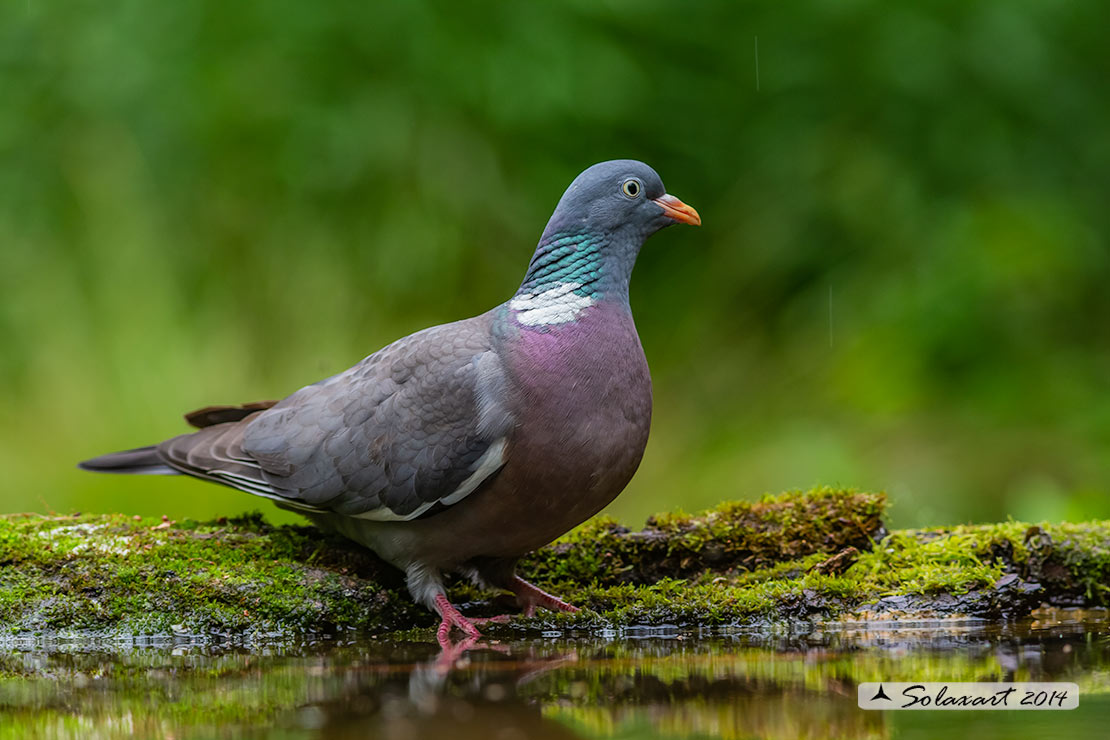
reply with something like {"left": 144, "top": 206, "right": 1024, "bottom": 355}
{"left": 1, "top": 1, "right": 1107, "bottom": 529}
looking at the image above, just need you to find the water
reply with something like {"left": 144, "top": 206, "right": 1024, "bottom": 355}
{"left": 2, "top": 609, "right": 1108, "bottom": 739}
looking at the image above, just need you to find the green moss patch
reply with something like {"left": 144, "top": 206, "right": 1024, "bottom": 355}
{"left": 0, "top": 513, "right": 427, "bottom": 635}
{"left": 1, "top": 489, "right": 1108, "bottom": 637}
{"left": 519, "top": 487, "right": 887, "bottom": 587}
{"left": 512, "top": 517, "right": 1110, "bottom": 630}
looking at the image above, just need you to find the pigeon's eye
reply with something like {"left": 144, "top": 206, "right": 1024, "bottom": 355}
{"left": 621, "top": 179, "right": 642, "bottom": 198}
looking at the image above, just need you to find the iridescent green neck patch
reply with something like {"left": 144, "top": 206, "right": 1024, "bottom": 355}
{"left": 519, "top": 232, "right": 603, "bottom": 298}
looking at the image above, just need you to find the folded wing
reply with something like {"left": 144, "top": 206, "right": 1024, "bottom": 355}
{"left": 158, "top": 318, "right": 514, "bottom": 521}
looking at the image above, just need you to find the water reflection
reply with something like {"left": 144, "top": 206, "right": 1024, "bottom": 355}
{"left": 1, "top": 610, "right": 1108, "bottom": 739}
{"left": 301, "top": 643, "right": 586, "bottom": 740}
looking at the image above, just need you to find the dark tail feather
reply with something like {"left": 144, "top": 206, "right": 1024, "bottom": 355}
{"left": 78, "top": 445, "right": 179, "bottom": 475}
{"left": 184, "top": 400, "right": 278, "bottom": 429}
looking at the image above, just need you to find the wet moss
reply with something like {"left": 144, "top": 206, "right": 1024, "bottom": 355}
{"left": 1, "top": 489, "right": 1108, "bottom": 636}
{"left": 0, "top": 512, "right": 426, "bottom": 635}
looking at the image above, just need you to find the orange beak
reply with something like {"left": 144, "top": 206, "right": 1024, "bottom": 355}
{"left": 652, "top": 193, "right": 701, "bottom": 226}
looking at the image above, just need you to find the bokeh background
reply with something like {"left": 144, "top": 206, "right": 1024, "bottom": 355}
{"left": 2, "top": 1, "right": 1108, "bottom": 529}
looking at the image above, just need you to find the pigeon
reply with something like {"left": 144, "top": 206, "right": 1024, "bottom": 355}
{"left": 79, "top": 160, "right": 701, "bottom": 643}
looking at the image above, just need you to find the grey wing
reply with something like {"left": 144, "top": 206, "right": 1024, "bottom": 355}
{"left": 159, "top": 318, "right": 514, "bottom": 520}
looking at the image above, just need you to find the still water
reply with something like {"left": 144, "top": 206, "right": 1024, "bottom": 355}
{"left": 2, "top": 610, "right": 1107, "bottom": 740}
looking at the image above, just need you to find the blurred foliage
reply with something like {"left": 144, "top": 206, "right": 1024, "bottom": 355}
{"left": 1, "top": 0, "right": 1108, "bottom": 527}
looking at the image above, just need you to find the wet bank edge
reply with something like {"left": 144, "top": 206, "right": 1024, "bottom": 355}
{"left": 0, "top": 488, "right": 1107, "bottom": 638}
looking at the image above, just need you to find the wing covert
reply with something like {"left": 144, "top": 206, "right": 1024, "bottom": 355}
{"left": 240, "top": 318, "right": 513, "bottom": 520}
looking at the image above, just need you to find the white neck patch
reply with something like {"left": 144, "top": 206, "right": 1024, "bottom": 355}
{"left": 509, "top": 282, "right": 595, "bottom": 326}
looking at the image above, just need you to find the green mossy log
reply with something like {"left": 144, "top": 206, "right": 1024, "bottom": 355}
{"left": 1, "top": 488, "right": 1107, "bottom": 636}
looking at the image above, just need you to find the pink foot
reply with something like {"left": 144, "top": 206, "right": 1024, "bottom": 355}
{"left": 434, "top": 593, "right": 482, "bottom": 649}
{"left": 509, "top": 576, "right": 579, "bottom": 617}
{"left": 432, "top": 597, "right": 511, "bottom": 670}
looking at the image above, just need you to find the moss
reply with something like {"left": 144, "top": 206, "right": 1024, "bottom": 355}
{"left": 0, "top": 512, "right": 427, "bottom": 635}
{"left": 520, "top": 487, "right": 887, "bottom": 589}
{"left": 1, "top": 488, "right": 1108, "bottom": 636}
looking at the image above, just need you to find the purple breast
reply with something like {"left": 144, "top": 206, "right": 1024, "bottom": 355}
{"left": 506, "top": 300, "right": 652, "bottom": 477}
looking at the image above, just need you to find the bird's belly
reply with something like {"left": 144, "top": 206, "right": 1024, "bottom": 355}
{"left": 405, "top": 393, "right": 650, "bottom": 563}
{"left": 496, "top": 407, "right": 650, "bottom": 549}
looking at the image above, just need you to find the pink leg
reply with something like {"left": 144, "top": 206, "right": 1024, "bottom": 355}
{"left": 433, "top": 593, "right": 482, "bottom": 648}
{"left": 509, "top": 576, "right": 579, "bottom": 617}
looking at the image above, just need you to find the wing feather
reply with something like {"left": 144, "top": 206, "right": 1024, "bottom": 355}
{"left": 161, "top": 315, "right": 513, "bottom": 521}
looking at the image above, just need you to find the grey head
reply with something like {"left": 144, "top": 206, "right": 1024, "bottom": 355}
{"left": 518, "top": 160, "right": 700, "bottom": 304}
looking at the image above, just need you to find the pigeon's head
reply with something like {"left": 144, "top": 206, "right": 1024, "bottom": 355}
{"left": 543, "top": 160, "right": 701, "bottom": 243}
{"left": 518, "top": 160, "right": 700, "bottom": 308}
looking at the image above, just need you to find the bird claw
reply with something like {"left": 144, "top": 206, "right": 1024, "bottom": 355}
{"left": 434, "top": 593, "right": 482, "bottom": 647}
